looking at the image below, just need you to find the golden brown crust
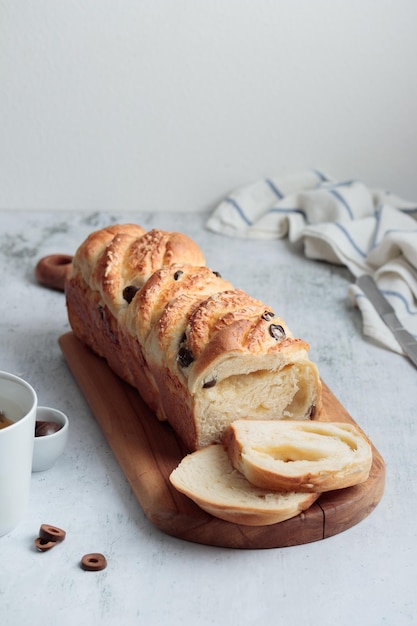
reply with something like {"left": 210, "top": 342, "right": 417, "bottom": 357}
{"left": 66, "top": 273, "right": 162, "bottom": 417}
{"left": 125, "top": 264, "right": 233, "bottom": 347}
{"left": 185, "top": 289, "right": 273, "bottom": 359}
{"left": 72, "top": 225, "right": 206, "bottom": 317}
{"left": 66, "top": 225, "right": 206, "bottom": 421}
{"left": 125, "top": 229, "right": 206, "bottom": 280}
{"left": 72, "top": 224, "right": 146, "bottom": 286}
{"left": 66, "top": 223, "right": 323, "bottom": 452}
{"left": 188, "top": 322, "right": 310, "bottom": 389}
{"left": 91, "top": 232, "right": 144, "bottom": 312}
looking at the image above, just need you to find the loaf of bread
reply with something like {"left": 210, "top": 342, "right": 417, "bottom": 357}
{"left": 223, "top": 420, "right": 373, "bottom": 492}
{"left": 169, "top": 444, "right": 319, "bottom": 526}
{"left": 66, "top": 223, "right": 322, "bottom": 451}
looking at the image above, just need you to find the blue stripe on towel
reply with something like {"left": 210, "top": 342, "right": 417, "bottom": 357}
{"left": 385, "top": 227, "right": 417, "bottom": 236}
{"left": 313, "top": 169, "right": 330, "bottom": 182}
{"left": 371, "top": 211, "right": 417, "bottom": 251}
{"left": 383, "top": 290, "right": 417, "bottom": 316}
{"left": 269, "top": 206, "right": 309, "bottom": 222}
{"left": 334, "top": 222, "right": 367, "bottom": 258}
{"left": 224, "top": 197, "right": 252, "bottom": 226}
{"left": 330, "top": 180, "right": 356, "bottom": 188}
{"left": 329, "top": 188, "right": 354, "bottom": 219}
{"left": 265, "top": 178, "right": 284, "bottom": 199}
{"left": 370, "top": 207, "right": 383, "bottom": 250}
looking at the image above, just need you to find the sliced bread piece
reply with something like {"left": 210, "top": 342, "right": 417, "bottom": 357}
{"left": 223, "top": 420, "right": 373, "bottom": 493}
{"left": 169, "top": 444, "right": 319, "bottom": 526}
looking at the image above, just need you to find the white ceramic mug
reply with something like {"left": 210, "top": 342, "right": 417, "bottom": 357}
{"left": 0, "top": 371, "right": 37, "bottom": 537}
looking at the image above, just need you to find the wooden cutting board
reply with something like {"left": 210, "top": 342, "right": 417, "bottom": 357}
{"left": 59, "top": 331, "right": 385, "bottom": 550}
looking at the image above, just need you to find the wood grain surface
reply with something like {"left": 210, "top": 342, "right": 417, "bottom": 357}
{"left": 59, "top": 331, "right": 385, "bottom": 550}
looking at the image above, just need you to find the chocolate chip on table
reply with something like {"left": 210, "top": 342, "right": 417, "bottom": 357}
{"left": 34, "top": 523, "right": 67, "bottom": 551}
{"left": 269, "top": 324, "right": 286, "bottom": 340}
{"left": 80, "top": 553, "right": 107, "bottom": 572}
{"left": 123, "top": 285, "right": 139, "bottom": 303}
{"left": 34, "top": 537, "right": 57, "bottom": 552}
{"left": 33, "top": 524, "right": 108, "bottom": 572}
{"left": 35, "top": 420, "right": 62, "bottom": 437}
{"left": 39, "top": 524, "right": 66, "bottom": 543}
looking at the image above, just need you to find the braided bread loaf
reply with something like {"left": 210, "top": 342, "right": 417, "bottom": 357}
{"left": 65, "top": 224, "right": 322, "bottom": 451}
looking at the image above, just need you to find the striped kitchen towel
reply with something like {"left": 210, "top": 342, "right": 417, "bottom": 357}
{"left": 206, "top": 170, "right": 417, "bottom": 356}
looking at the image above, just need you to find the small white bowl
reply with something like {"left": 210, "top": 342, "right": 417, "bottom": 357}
{"left": 32, "top": 406, "right": 69, "bottom": 472}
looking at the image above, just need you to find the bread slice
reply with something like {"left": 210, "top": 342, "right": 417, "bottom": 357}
{"left": 223, "top": 420, "right": 373, "bottom": 493}
{"left": 169, "top": 444, "right": 319, "bottom": 526}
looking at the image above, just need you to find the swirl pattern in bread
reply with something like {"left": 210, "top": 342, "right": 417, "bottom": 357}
{"left": 223, "top": 420, "right": 373, "bottom": 492}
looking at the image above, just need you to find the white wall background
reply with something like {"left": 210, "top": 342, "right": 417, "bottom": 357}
{"left": 1, "top": 0, "right": 417, "bottom": 213}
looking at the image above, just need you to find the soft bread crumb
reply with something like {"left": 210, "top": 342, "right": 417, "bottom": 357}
{"left": 169, "top": 444, "right": 318, "bottom": 526}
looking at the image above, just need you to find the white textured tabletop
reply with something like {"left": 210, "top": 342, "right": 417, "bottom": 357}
{"left": 1, "top": 209, "right": 416, "bottom": 626}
